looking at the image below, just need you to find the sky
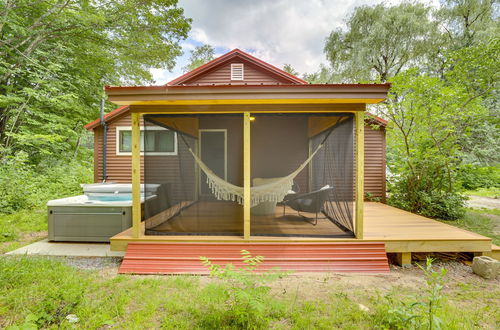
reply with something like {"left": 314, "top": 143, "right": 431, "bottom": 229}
{"left": 151, "top": 0, "right": 413, "bottom": 84}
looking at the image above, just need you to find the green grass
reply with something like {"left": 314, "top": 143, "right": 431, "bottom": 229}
{"left": 0, "top": 209, "right": 47, "bottom": 242}
{"left": 464, "top": 187, "right": 500, "bottom": 198}
{"left": 440, "top": 209, "right": 499, "bottom": 245}
{"left": 0, "top": 256, "right": 499, "bottom": 329}
{"left": 0, "top": 209, "right": 47, "bottom": 253}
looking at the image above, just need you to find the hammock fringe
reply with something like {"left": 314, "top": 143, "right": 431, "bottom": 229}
{"left": 190, "top": 144, "right": 323, "bottom": 207}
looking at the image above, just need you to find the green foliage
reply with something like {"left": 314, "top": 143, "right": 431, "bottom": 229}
{"left": 458, "top": 165, "right": 500, "bottom": 190}
{"left": 303, "top": 63, "right": 336, "bottom": 84}
{"left": 322, "top": 1, "right": 499, "bottom": 218}
{"left": 0, "top": 210, "right": 46, "bottom": 249}
{"left": 365, "top": 192, "right": 382, "bottom": 202}
{"left": 0, "top": 0, "right": 191, "bottom": 163}
{"left": 418, "top": 191, "right": 466, "bottom": 221}
{"left": 464, "top": 187, "right": 500, "bottom": 199}
{"left": 200, "top": 250, "right": 286, "bottom": 329}
{"left": 383, "top": 38, "right": 499, "bottom": 219}
{"left": 0, "top": 151, "right": 92, "bottom": 213}
{"left": 282, "top": 64, "right": 300, "bottom": 76}
{"left": 324, "top": 2, "right": 440, "bottom": 82}
{"left": 374, "top": 258, "right": 448, "bottom": 329}
{"left": 416, "top": 258, "right": 448, "bottom": 329}
{"left": 182, "top": 44, "right": 215, "bottom": 73}
{"left": 437, "top": 0, "right": 499, "bottom": 49}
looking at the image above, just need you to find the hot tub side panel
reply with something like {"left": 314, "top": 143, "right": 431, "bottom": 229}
{"left": 48, "top": 206, "right": 132, "bottom": 242}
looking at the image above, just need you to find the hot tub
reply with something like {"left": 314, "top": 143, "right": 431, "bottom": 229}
{"left": 47, "top": 183, "right": 165, "bottom": 242}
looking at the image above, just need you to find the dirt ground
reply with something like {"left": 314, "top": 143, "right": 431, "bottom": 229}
{"left": 60, "top": 256, "right": 499, "bottom": 302}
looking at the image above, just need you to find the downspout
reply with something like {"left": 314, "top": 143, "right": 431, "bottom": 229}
{"left": 100, "top": 98, "right": 107, "bottom": 182}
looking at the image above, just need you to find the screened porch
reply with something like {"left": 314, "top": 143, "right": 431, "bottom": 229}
{"left": 140, "top": 113, "right": 357, "bottom": 238}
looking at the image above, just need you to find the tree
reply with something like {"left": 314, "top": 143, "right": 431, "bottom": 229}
{"left": 438, "top": 0, "right": 499, "bottom": 48}
{"left": 324, "top": 2, "right": 441, "bottom": 82}
{"left": 0, "top": 0, "right": 191, "bottom": 162}
{"left": 321, "top": 1, "right": 499, "bottom": 218}
{"left": 303, "top": 64, "right": 335, "bottom": 84}
{"left": 282, "top": 64, "right": 299, "bottom": 76}
{"left": 182, "top": 44, "right": 215, "bottom": 72}
{"left": 382, "top": 39, "right": 499, "bottom": 219}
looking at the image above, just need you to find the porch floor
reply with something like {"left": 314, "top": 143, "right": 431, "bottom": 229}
{"left": 148, "top": 202, "right": 351, "bottom": 237}
{"left": 110, "top": 202, "right": 493, "bottom": 254}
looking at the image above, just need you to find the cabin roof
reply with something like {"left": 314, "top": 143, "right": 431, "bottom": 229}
{"left": 85, "top": 48, "right": 390, "bottom": 129}
{"left": 166, "top": 48, "right": 308, "bottom": 85}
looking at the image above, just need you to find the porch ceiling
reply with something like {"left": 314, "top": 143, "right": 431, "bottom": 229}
{"left": 105, "top": 84, "right": 391, "bottom": 107}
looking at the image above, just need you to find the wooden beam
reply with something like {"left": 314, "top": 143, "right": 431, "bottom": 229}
{"left": 355, "top": 111, "right": 364, "bottom": 239}
{"left": 396, "top": 252, "right": 412, "bottom": 267}
{"left": 111, "top": 98, "right": 387, "bottom": 106}
{"left": 131, "top": 112, "right": 141, "bottom": 238}
{"left": 243, "top": 112, "right": 251, "bottom": 240}
{"left": 129, "top": 103, "right": 366, "bottom": 114}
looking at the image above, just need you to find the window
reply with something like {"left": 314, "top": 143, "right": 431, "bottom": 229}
{"left": 116, "top": 126, "right": 177, "bottom": 156}
{"left": 231, "top": 63, "right": 244, "bottom": 80}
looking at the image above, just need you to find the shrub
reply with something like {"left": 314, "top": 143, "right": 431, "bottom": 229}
{"left": 389, "top": 177, "right": 466, "bottom": 220}
{"left": 0, "top": 152, "right": 92, "bottom": 214}
{"left": 418, "top": 191, "right": 466, "bottom": 220}
{"left": 458, "top": 164, "right": 500, "bottom": 190}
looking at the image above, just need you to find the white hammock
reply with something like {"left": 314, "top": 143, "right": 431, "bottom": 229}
{"left": 189, "top": 143, "right": 324, "bottom": 207}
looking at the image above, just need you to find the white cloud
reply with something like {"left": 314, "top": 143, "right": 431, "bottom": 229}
{"left": 151, "top": 0, "right": 411, "bottom": 84}
{"left": 177, "top": 0, "right": 380, "bottom": 73}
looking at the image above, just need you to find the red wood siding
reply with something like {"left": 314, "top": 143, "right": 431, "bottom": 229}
{"left": 364, "top": 126, "right": 386, "bottom": 202}
{"left": 181, "top": 58, "right": 292, "bottom": 86}
{"left": 94, "top": 115, "right": 181, "bottom": 184}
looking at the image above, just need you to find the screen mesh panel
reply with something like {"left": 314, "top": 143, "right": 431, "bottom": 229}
{"left": 143, "top": 114, "right": 243, "bottom": 236}
{"left": 142, "top": 112, "right": 354, "bottom": 238}
{"left": 250, "top": 113, "right": 354, "bottom": 237}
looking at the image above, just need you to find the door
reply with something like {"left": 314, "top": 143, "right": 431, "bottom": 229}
{"left": 199, "top": 129, "right": 227, "bottom": 198}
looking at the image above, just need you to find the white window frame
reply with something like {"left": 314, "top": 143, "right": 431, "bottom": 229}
{"left": 115, "top": 126, "right": 178, "bottom": 156}
{"left": 231, "top": 63, "right": 244, "bottom": 80}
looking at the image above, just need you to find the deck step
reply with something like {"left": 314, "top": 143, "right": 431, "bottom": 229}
{"left": 119, "top": 242, "right": 390, "bottom": 274}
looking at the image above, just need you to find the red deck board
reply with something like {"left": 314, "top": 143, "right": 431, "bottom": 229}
{"left": 119, "top": 242, "right": 390, "bottom": 274}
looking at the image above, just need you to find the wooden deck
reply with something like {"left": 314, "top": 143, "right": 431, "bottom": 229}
{"left": 110, "top": 202, "right": 493, "bottom": 255}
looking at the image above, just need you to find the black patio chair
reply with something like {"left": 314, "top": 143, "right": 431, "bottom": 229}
{"left": 282, "top": 187, "right": 334, "bottom": 225}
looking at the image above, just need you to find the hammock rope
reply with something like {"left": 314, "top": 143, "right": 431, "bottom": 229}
{"left": 189, "top": 143, "right": 324, "bottom": 207}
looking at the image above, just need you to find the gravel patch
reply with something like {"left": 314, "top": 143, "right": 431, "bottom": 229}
{"left": 59, "top": 256, "right": 122, "bottom": 270}
{"left": 466, "top": 195, "right": 500, "bottom": 209}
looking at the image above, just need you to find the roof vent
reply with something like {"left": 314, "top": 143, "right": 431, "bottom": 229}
{"left": 231, "top": 63, "right": 244, "bottom": 80}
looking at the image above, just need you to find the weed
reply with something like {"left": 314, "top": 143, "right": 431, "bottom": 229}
{"left": 200, "top": 249, "right": 287, "bottom": 329}
{"left": 416, "top": 258, "right": 447, "bottom": 329}
{"left": 373, "top": 258, "right": 447, "bottom": 329}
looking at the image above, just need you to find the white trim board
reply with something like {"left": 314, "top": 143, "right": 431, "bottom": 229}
{"left": 115, "top": 126, "right": 178, "bottom": 156}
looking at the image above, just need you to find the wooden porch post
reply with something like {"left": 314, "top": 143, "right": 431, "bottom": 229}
{"left": 355, "top": 111, "right": 364, "bottom": 239}
{"left": 243, "top": 112, "right": 251, "bottom": 240}
{"left": 131, "top": 112, "right": 141, "bottom": 238}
